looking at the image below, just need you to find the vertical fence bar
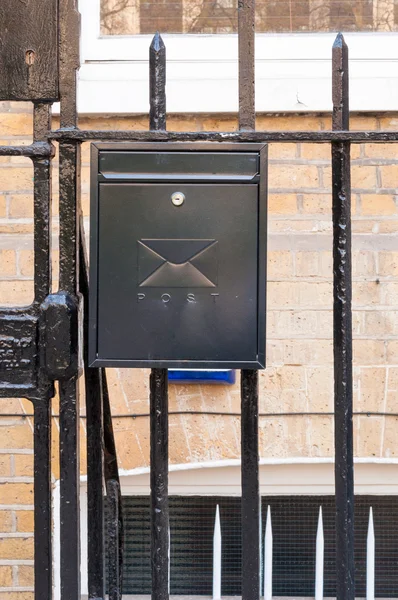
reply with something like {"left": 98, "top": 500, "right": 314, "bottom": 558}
{"left": 58, "top": 2, "right": 82, "bottom": 600}
{"left": 85, "top": 377, "right": 105, "bottom": 600}
{"left": 332, "top": 33, "right": 355, "bottom": 600}
{"left": 107, "top": 479, "right": 121, "bottom": 600}
{"left": 315, "top": 506, "right": 324, "bottom": 600}
{"left": 59, "top": 376, "right": 81, "bottom": 600}
{"left": 80, "top": 228, "right": 105, "bottom": 600}
{"left": 259, "top": 505, "right": 262, "bottom": 596}
{"left": 150, "top": 32, "right": 166, "bottom": 131}
{"left": 32, "top": 102, "right": 53, "bottom": 600}
{"left": 213, "top": 505, "right": 222, "bottom": 600}
{"left": 150, "top": 368, "right": 169, "bottom": 600}
{"left": 59, "top": 0, "right": 81, "bottom": 288}
{"left": 263, "top": 505, "right": 272, "bottom": 600}
{"left": 149, "top": 33, "right": 169, "bottom": 600}
{"left": 102, "top": 368, "right": 124, "bottom": 588}
{"left": 33, "top": 103, "right": 52, "bottom": 304}
{"left": 33, "top": 400, "right": 52, "bottom": 600}
{"left": 238, "top": 0, "right": 256, "bottom": 130}
{"left": 366, "top": 508, "right": 375, "bottom": 600}
{"left": 58, "top": 138, "right": 81, "bottom": 294}
{"left": 241, "top": 370, "right": 260, "bottom": 600}
{"left": 238, "top": 0, "right": 258, "bottom": 594}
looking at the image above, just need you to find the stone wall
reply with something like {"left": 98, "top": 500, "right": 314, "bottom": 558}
{"left": 1, "top": 103, "right": 398, "bottom": 598}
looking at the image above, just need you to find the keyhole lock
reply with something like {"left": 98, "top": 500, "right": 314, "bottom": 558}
{"left": 171, "top": 192, "right": 185, "bottom": 207}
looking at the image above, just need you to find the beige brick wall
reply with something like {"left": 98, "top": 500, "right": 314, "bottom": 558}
{"left": 0, "top": 405, "right": 34, "bottom": 598}
{"left": 1, "top": 103, "right": 398, "bottom": 596}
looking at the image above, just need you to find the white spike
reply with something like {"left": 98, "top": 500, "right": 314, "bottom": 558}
{"left": 367, "top": 507, "right": 375, "bottom": 600}
{"left": 213, "top": 504, "right": 222, "bottom": 600}
{"left": 259, "top": 505, "right": 263, "bottom": 596}
{"left": 263, "top": 505, "right": 273, "bottom": 600}
{"left": 315, "top": 506, "right": 324, "bottom": 600}
{"left": 168, "top": 525, "right": 171, "bottom": 595}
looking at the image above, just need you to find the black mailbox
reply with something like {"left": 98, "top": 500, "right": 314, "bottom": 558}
{"left": 89, "top": 143, "right": 267, "bottom": 369}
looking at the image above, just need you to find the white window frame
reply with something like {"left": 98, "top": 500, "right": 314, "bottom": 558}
{"left": 78, "top": 0, "right": 398, "bottom": 114}
{"left": 53, "top": 457, "right": 398, "bottom": 599}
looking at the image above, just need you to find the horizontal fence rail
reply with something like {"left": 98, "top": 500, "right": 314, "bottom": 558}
{"left": 47, "top": 129, "right": 398, "bottom": 143}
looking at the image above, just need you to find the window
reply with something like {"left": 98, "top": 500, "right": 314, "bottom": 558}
{"left": 106, "top": 495, "right": 398, "bottom": 597}
{"left": 78, "top": 0, "right": 398, "bottom": 114}
{"left": 58, "top": 460, "right": 398, "bottom": 600}
{"left": 100, "top": 1, "right": 397, "bottom": 35}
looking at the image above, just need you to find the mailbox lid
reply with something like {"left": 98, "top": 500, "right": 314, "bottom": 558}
{"left": 98, "top": 151, "right": 259, "bottom": 182}
{"left": 95, "top": 183, "right": 259, "bottom": 365}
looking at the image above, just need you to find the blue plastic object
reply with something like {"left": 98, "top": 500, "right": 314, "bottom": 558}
{"left": 168, "top": 369, "right": 236, "bottom": 385}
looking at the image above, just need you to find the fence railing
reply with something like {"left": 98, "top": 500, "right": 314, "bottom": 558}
{"left": 1, "top": 1, "right": 397, "bottom": 600}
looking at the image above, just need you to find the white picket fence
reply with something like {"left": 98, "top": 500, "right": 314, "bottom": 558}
{"left": 208, "top": 504, "right": 376, "bottom": 600}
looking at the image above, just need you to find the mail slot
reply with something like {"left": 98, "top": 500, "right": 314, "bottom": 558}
{"left": 89, "top": 143, "right": 267, "bottom": 369}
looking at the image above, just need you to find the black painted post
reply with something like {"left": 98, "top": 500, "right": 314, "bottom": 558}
{"left": 332, "top": 33, "right": 355, "bottom": 600}
{"left": 58, "top": 139, "right": 81, "bottom": 600}
{"left": 150, "top": 369, "right": 169, "bottom": 600}
{"left": 58, "top": 3, "right": 82, "bottom": 600}
{"left": 32, "top": 102, "right": 53, "bottom": 600}
{"left": 33, "top": 400, "right": 52, "bottom": 600}
{"left": 149, "top": 32, "right": 169, "bottom": 600}
{"left": 102, "top": 367, "right": 124, "bottom": 591}
{"left": 238, "top": 1, "right": 260, "bottom": 599}
{"left": 85, "top": 389, "right": 104, "bottom": 600}
{"left": 150, "top": 32, "right": 166, "bottom": 131}
{"left": 107, "top": 479, "right": 121, "bottom": 600}
{"left": 241, "top": 370, "right": 260, "bottom": 600}
{"left": 80, "top": 230, "right": 105, "bottom": 600}
{"left": 238, "top": 0, "right": 256, "bottom": 131}
{"left": 33, "top": 103, "right": 52, "bottom": 305}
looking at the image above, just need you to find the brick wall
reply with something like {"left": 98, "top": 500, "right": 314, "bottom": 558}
{"left": 1, "top": 103, "right": 398, "bottom": 597}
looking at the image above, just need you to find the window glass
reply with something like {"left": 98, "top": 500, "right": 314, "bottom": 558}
{"left": 100, "top": 0, "right": 396, "bottom": 35}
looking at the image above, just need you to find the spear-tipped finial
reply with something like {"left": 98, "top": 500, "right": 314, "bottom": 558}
{"left": 332, "top": 31, "right": 349, "bottom": 129}
{"left": 150, "top": 31, "right": 165, "bottom": 54}
{"left": 333, "top": 32, "right": 347, "bottom": 49}
{"left": 149, "top": 32, "right": 166, "bottom": 131}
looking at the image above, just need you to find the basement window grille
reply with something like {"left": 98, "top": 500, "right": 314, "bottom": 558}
{"left": 105, "top": 495, "right": 398, "bottom": 597}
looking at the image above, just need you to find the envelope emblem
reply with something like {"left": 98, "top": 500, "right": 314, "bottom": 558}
{"left": 138, "top": 239, "right": 218, "bottom": 288}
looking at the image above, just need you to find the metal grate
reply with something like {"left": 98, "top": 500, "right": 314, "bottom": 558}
{"left": 106, "top": 496, "right": 242, "bottom": 595}
{"left": 106, "top": 495, "right": 398, "bottom": 597}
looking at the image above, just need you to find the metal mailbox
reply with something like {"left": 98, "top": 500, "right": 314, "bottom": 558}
{"left": 89, "top": 143, "right": 267, "bottom": 369}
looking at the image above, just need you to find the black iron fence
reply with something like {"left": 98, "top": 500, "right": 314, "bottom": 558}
{"left": 0, "top": 1, "right": 397, "bottom": 600}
